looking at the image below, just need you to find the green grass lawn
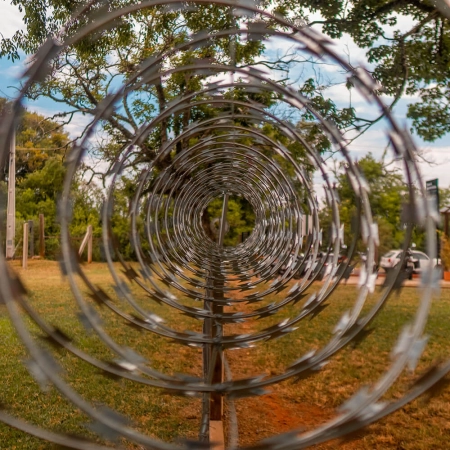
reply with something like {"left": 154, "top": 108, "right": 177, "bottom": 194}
{"left": 229, "top": 282, "right": 450, "bottom": 449}
{"left": 0, "top": 260, "right": 203, "bottom": 449}
{"left": 1, "top": 261, "right": 450, "bottom": 449}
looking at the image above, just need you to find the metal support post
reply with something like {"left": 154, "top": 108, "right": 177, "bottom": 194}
{"left": 203, "top": 194, "right": 228, "bottom": 446}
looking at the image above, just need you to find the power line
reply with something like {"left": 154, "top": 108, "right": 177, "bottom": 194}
{"left": 15, "top": 147, "right": 66, "bottom": 151}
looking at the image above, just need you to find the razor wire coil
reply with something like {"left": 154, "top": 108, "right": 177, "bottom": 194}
{"left": 0, "top": 1, "right": 447, "bottom": 449}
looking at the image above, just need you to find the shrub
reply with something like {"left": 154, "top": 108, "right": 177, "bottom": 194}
{"left": 441, "top": 234, "right": 450, "bottom": 271}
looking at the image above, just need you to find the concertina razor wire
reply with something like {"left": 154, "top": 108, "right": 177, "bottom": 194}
{"left": 0, "top": 1, "right": 448, "bottom": 448}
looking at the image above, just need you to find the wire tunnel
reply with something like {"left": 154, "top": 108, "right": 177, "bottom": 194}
{"left": 0, "top": 1, "right": 447, "bottom": 449}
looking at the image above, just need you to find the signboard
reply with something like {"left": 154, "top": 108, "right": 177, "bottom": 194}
{"left": 426, "top": 179, "right": 440, "bottom": 258}
{"left": 426, "top": 178, "right": 439, "bottom": 210}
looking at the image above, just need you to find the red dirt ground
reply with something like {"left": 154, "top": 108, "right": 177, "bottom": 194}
{"left": 221, "top": 281, "right": 364, "bottom": 449}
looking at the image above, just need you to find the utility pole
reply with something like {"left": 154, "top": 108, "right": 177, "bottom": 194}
{"left": 5, "top": 132, "right": 15, "bottom": 259}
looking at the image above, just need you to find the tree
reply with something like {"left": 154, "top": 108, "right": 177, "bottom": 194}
{"left": 0, "top": 2, "right": 275, "bottom": 175}
{"left": 284, "top": 0, "right": 450, "bottom": 142}
{"left": 0, "top": 98, "right": 70, "bottom": 180}
{"left": 439, "top": 185, "right": 450, "bottom": 209}
{"left": 206, "top": 196, "right": 255, "bottom": 247}
{"left": 0, "top": 101, "right": 71, "bottom": 257}
{"left": 3, "top": 1, "right": 447, "bottom": 258}
{"left": 1, "top": 1, "right": 448, "bottom": 170}
{"left": 0, "top": 97, "right": 146, "bottom": 260}
{"left": 321, "top": 153, "right": 409, "bottom": 258}
{"left": 16, "top": 156, "right": 66, "bottom": 230}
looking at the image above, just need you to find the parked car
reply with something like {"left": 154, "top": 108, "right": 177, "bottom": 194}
{"left": 380, "top": 249, "right": 440, "bottom": 274}
{"left": 293, "top": 252, "right": 347, "bottom": 279}
{"left": 310, "top": 253, "right": 331, "bottom": 280}
{"left": 278, "top": 252, "right": 305, "bottom": 276}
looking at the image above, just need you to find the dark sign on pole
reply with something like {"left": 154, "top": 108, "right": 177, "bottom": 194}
{"left": 426, "top": 179, "right": 439, "bottom": 211}
{"left": 426, "top": 179, "right": 440, "bottom": 258}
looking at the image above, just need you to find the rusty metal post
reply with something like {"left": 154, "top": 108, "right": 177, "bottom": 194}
{"left": 203, "top": 194, "right": 228, "bottom": 443}
{"left": 211, "top": 193, "right": 228, "bottom": 418}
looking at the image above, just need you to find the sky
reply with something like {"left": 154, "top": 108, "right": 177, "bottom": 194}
{"left": 0, "top": 2, "right": 449, "bottom": 195}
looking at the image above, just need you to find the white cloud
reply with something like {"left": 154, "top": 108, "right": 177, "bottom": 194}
{"left": 415, "top": 146, "right": 450, "bottom": 188}
{"left": 24, "top": 103, "right": 93, "bottom": 139}
{"left": 323, "top": 33, "right": 371, "bottom": 68}
{"left": 382, "top": 13, "right": 417, "bottom": 40}
{"left": 0, "top": 62, "right": 23, "bottom": 77}
{"left": 0, "top": 3, "right": 24, "bottom": 39}
{"left": 331, "top": 131, "right": 450, "bottom": 191}
{"left": 323, "top": 82, "right": 365, "bottom": 105}
{"left": 64, "top": 114, "right": 93, "bottom": 139}
{"left": 312, "top": 139, "right": 450, "bottom": 206}
{"left": 344, "top": 128, "right": 390, "bottom": 156}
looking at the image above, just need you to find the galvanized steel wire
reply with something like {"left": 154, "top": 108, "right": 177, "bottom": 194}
{"left": 0, "top": 1, "right": 447, "bottom": 448}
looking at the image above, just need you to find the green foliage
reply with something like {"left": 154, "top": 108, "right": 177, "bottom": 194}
{"left": 408, "top": 86, "right": 450, "bottom": 141}
{"left": 0, "top": 1, "right": 271, "bottom": 176}
{"left": 70, "top": 178, "right": 103, "bottom": 238}
{"left": 13, "top": 155, "right": 135, "bottom": 261}
{"left": 9, "top": 129, "right": 154, "bottom": 261}
{"left": 322, "top": 153, "right": 409, "bottom": 257}
{"left": 0, "top": 99, "right": 70, "bottom": 180}
{"left": 207, "top": 195, "right": 255, "bottom": 247}
{"left": 441, "top": 234, "right": 450, "bottom": 271}
{"left": 440, "top": 185, "right": 450, "bottom": 209}
{"left": 0, "top": 102, "right": 108, "bottom": 260}
{"left": 279, "top": 1, "right": 450, "bottom": 142}
{"left": 1, "top": 1, "right": 450, "bottom": 145}
{"left": 110, "top": 183, "right": 134, "bottom": 260}
{"left": 16, "top": 156, "right": 65, "bottom": 234}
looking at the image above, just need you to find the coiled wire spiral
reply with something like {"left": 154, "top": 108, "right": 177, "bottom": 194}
{"left": 0, "top": 1, "right": 447, "bottom": 448}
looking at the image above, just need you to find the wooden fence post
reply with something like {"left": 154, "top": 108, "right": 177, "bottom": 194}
{"left": 22, "top": 223, "right": 28, "bottom": 269}
{"left": 87, "top": 225, "right": 93, "bottom": 264}
{"left": 79, "top": 225, "right": 93, "bottom": 263}
{"left": 28, "top": 220, "right": 34, "bottom": 257}
{"left": 39, "top": 214, "right": 45, "bottom": 258}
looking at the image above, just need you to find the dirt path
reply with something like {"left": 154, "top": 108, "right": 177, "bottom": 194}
{"left": 221, "top": 281, "right": 364, "bottom": 449}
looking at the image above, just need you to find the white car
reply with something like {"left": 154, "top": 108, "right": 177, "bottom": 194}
{"left": 380, "top": 250, "right": 440, "bottom": 274}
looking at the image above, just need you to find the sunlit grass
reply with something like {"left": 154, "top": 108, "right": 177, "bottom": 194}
{"left": 1, "top": 261, "right": 450, "bottom": 449}
{"left": 0, "top": 260, "right": 202, "bottom": 449}
{"left": 225, "top": 282, "right": 450, "bottom": 449}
